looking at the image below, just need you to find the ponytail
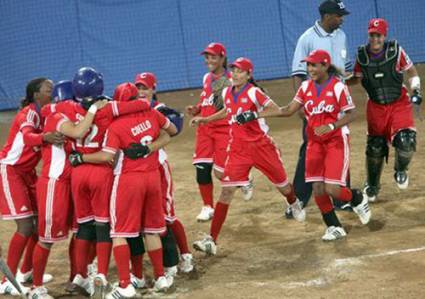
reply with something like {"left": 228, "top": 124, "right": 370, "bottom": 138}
{"left": 247, "top": 77, "right": 266, "bottom": 93}
{"left": 20, "top": 77, "right": 48, "bottom": 109}
{"left": 326, "top": 64, "right": 344, "bottom": 78}
{"left": 222, "top": 56, "right": 228, "bottom": 70}
{"left": 152, "top": 93, "right": 159, "bottom": 102}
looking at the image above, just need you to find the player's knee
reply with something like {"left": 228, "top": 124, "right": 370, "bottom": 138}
{"left": 16, "top": 218, "right": 35, "bottom": 237}
{"left": 312, "top": 182, "right": 325, "bottom": 196}
{"left": 195, "top": 163, "right": 213, "bottom": 184}
{"left": 213, "top": 168, "right": 223, "bottom": 180}
{"left": 324, "top": 184, "right": 338, "bottom": 198}
{"left": 366, "top": 136, "right": 388, "bottom": 158}
{"left": 127, "top": 236, "right": 145, "bottom": 256}
{"left": 219, "top": 186, "right": 236, "bottom": 204}
{"left": 95, "top": 222, "right": 112, "bottom": 243}
{"left": 76, "top": 221, "right": 96, "bottom": 241}
{"left": 392, "top": 129, "right": 416, "bottom": 152}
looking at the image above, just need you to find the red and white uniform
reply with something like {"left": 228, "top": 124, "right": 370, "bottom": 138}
{"left": 294, "top": 76, "right": 355, "bottom": 185}
{"left": 192, "top": 72, "right": 231, "bottom": 172}
{"left": 0, "top": 104, "right": 43, "bottom": 219}
{"left": 221, "top": 83, "right": 289, "bottom": 187}
{"left": 105, "top": 110, "right": 170, "bottom": 237}
{"left": 50, "top": 100, "right": 150, "bottom": 224}
{"left": 353, "top": 46, "right": 415, "bottom": 141}
{"left": 37, "top": 112, "right": 73, "bottom": 242}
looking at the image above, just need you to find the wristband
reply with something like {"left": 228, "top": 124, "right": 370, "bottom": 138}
{"left": 328, "top": 123, "right": 336, "bottom": 131}
{"left": 88, "top": 104, "right": 98, "bottom": 115}
{"left": 409, "top": 76, "right": 421, "bottom": 91}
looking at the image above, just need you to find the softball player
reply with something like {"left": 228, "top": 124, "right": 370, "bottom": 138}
{"left": 0, "top": 78, "right": 62, "bottom": 296}
{"left": 347, "top": 18, "right": 421, "bottom": 201}
{"left": 190, "top": 57, "right": 305, "bottom": 254}
{"left": 186, "top": 43, "right": 253, "bottom": 222}
{"left": 28, "top": 83, "right": 108, "bottom": 299}
{"left": 253, "top": 50, "right": 371, "bottom": 240}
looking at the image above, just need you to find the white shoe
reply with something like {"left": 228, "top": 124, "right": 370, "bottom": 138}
{"left": 179, "top": 253, "right": 194, "bottom": 273}
{"left": 363, "top": 186, "right": 377, "bottom": 203}
{"left": 27, "top": 286, "right": 53, "bottom": 299}
{"left": 241, "top": 179, "right": 254, "bottom": 201}
{"left": 16, "top": 270, "right": 53, "bottom": 284}
{"left": 352, "top": 193, "right": 371, "bottom": 225}
{"left": 106, "top": 284, "right": 136, "bottom": 299}
{"left": 196, "top": 206, "right": 214, "bottom": 222}
{"left": 130, "top": 274, "right": 146, "bottom": 289}
{"left": 322, "top": 226, "right": 347, "bottom": 241}
{"left": 0, "top": 279, "right": 29, "bottom": 296}
{"left": 93, "top": 273, "right": 108, "bottom": 299}
{"left": 164, "top": 266, "right": 178, "bottom": 278}
{"left": 153, "top": 275, "right": 173, "bottom": 292}
{"left": 193, "top": 236, "right": 217, "bottom": 256}
{"left": 290, "top": 199, "right": 306, "bottom": 222}
{"left": 72, "top": 274, "right": 94, "bottom": 296}
{"left": 87, "top": 259, "right": 98, "bottom": 278}
{"left": 395, "top": 171, "right": 409, "bottom": 189}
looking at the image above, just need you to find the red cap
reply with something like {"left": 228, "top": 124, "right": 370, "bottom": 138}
{"left": 134, "top": 72, "right": 157, "bottom": 90}
{"left": 230, "top": 57, "right": 254, "bottom": 73}
{"left": 368, "top": 18, "right": 388, "bottom": 36}
{"left": 113, "top": 82, "right": 138, "bottom": 102}
{"left": 302, "top": 49, "right": 331, "bottom": 66}
{"left": 201, "top": 42, "right": 226, "bottom": 57}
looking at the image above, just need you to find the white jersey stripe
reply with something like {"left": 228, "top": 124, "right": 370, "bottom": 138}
{"left": 45, "top": 178, "right": 56, "bottom": 239}
{"left": 109, "top": 174, "right": 120, "bottom": 234}
{"left": 0, "top": 131, "right": 25, "bottom": 166}
{"left": 0, "top": 164, "right": 16, "bottom": 215}
{"left": 162, "top": 161, "right": 173, "bottom": 217}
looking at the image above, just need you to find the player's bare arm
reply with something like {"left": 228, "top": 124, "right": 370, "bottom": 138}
{"left": 279, "top": 100, "right": 303, "bottom": 117}
{"left": 314, "top": 108, "right": 356, "bottom": 136}
{"left": 189, "top": 107, "right": 226, "bottom": 127}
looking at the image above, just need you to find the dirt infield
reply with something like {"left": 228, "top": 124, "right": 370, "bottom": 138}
{"left": 0, "top": 65, "right": 424, "bottom": 298}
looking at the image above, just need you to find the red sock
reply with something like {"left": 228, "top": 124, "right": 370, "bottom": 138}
{"left": 314, "top": 194, "right": 334, "bottom": 214}
{"left": 68, "top": 236, "right": 77, "bottom": 281}
{"left": 337, "top": 187, "right": 352, "bottom": 202}
{"left": 96, "top": 242, "right": 112, "bottom": 276}
{"left": 147, "top": 248, "right": 164, "bottom": 278}
{"left": 20, "top": 234, "right": 38, "bottom": 273}
{"left": 5, "top": 233, "right": 29, "bottom": 277}
{"left": 284, "top": 184, "right": 296, "bottom": 204}
{"left": 113, "top": 245, "right": 131, "bottom": 288}
{"left": 130, "top": 254, "right": 143, "bottom": 279}
{"left": 32, "top": 243, "right": 50, "bottom": 287}
{"left": 87, "top": 241, "right": 97, "bottom": 265}
{"left": 199, "top": 183, "right": 214, "bottom": 207}
{"left": 210, "top": 202, "right": 229, "bottom": 243}
{"left": 75, "top": 239, "right": 91, "bottom": 277}
{"left": 169, "top": 220, "right": 190, "bottom": 254}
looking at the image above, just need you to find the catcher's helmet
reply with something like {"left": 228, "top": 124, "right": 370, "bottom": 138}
{"left": 72, "top": 67, "right": 104, "bottom": 101}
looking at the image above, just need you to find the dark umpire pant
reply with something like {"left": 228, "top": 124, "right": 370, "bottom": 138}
{"left": 293, "top": 119, "right": 350, "bottom": 209}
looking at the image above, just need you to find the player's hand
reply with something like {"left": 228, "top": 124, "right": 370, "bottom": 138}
{"left": 94, "top": 99, "right": 109, "bottom": 110}
{"left": 314, "top": 125, "right": 333, "bottom": 136}
{"left": 69, "top": 151, "right": 84, "bottom": 167}
{"left": 43, "top": 132, "right": 64, "bottom": 146}
{"left": 189, "top": 116, "right": 207, "bottom": 127}
{"left": 123, "top": 143, "right": 151, "bottom": 160}
{"left": 185, "top": 105, "right": 200, "bottom": 116}
{"left": 236, "top": 111, "right": 258, "bottom": 125}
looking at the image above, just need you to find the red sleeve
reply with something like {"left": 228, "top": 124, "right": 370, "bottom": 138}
{"left": 50, "top": 113, "right": 69, "bottom": 133}
{"left": 18, "top": 108, "right": 40, "bottom": 130}
{"left": 396, "top": 47, "right": 413, "bottom": 72}
{"left": 154, "top": 110, "right": 171, "bottom": 129}
{"left": 110, "top": 100, "right": 150, "bottom": 118}
{"left": 353, "top": 61, "right": 362, "bottom": 78}
{"left": 21, "top": 127, "right": 43, "bottom": 146}
{"left": 338, "top": 84, "right": 355, "bottom": 112}
{"left": 254, "top": 88, "right": 272, "bottom": 107}
{"left": 293, "top": 84, "right": 306, "bottom": 105}
{"left": 102, "top": 127, "right": 120, "bottom": 154}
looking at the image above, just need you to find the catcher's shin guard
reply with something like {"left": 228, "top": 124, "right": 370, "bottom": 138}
{"left": 393, "top": 129, "right": 416, "bottom": 172}
{"left": 365, "top": 136, "right": 388, "bottom": 194}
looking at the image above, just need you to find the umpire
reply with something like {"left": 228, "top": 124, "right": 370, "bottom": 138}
{"left": 287, "top": 0, "right": 352, "bottom": 218}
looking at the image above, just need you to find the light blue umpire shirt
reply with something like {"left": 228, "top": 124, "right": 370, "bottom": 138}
{"left": 291, "top": 20, "right": 352, "bottom": 77}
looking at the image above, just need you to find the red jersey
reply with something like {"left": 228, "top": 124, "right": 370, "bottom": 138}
{"left": 293, "top": 76, "right": 355, "bottom": 142}
{"left": 197, "top": 71, "right": 232, "bottom": 127}
{"left": 102, "top": 109, "right": 170, "bottom": 174}
{"left": 223, "top": 83, "right": 273, "bottom": 142}
{"left": 0, "top": 103, "right": 43, "bottom": 171}
{"left": 40, "top": 112, "right": 73, "bottom": 180}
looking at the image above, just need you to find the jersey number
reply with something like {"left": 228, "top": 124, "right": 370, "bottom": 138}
{"left": 140, "top": 135, "right": 153, "bottom": 146}
{"left": 76, "top": 124, "right": 99, "bottom": 148}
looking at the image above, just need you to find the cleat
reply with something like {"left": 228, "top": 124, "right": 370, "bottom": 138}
{"left": 130, "top": 274, "right": 146, "bottom": 289}
{"left": 322, "top": 226, "right": 347, "bottom": 241}
{"left": 193, "top": 236, "right": 216, "bottom": 256}
{"left": 72, "top": 274, "right": 94, "bottom": 296}
{"left": 196, "top": 206, "right": 214, "bottom": 222}
{"left": 164, "top": 266, "right": 177, "bottom": 278}
{"left": 284, "top": 206, "right": 294, "bottom": 219}
{"left": 363, "top": 185, "right": 378, "bottom": 203}
{"left": 105, "top": 284, "right": 136, "bottom": 299}
{"left": 352, "top": 190, "right": 371, "bottom": 225}
{"left": 0, "top": 279, "right": 29, "bottom": 296}
{"left": 92, "top": 273, "right": 108, "bottom": 299}
{"left": 394, "top": 171, "right": 409, "bottom": 189}
{"left": 88, "top": 259, "right": 98, "bottom": 278}
{"left": 241, "top": 179, "right": 254, "bottom": 201}
{"left": 153, "top": 275, "right": 173, "bottom": 293}
{"left": 290, "top": 199, "right": 305, "bottom": 222}
{"left": 27, "top": 286, "right": 53, "bottom": 299}
{"left": 16, "top": 270, "right": 53, "bottom": 284}
{"left": 179, "top": 253, "right": 194, "bottom": 273}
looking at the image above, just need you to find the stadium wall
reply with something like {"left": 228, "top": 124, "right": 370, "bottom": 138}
{"left": 0, "top": 0, "right": 424, "bottom": 110}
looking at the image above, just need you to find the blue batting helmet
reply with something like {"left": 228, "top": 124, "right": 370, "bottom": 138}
{"left": 72, "top": 67, "right": 104, "bottom": 101}
{"left": 52, "top": 80, "right": 74, "bottom": 102}
{"left": 157, "top": 106, "right": 184, "bottom": 135}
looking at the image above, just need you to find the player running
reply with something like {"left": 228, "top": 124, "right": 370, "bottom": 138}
{"left": 347, "top": 18, "right": 422, "bottom": 201}
{"left": 240, "top": 50, "right": 370, "bottom": 240}
{"left": 0, "top": 78, "right": 62, "bottom": 296}
{"left": 190, "top": 57, "right": 305, "bottom": 255}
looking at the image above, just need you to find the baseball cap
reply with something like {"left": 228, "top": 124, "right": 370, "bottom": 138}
{"left": 302, "top": 50, "right": 332, "bottom": 66}
{"left": 201, "top": 42, "right": 226, "bottom": 57}
{"left": 113, "top": 82, "right": 138, "bottom": 102}
{"left": 134, "top": 72, "right": 157, "bottom": 90}
{"left": 368, "top": 18, "right": 388, "bottom": 36}
{"left": 230, "top": 57, "right": 254, "bottom": 73}
{"left": 319, "top": 0, "right": 350, "bottom": 16}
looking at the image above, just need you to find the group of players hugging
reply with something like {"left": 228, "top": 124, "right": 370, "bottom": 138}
{"left": 0, "top": 17, "right": 422, "bottom": 299}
